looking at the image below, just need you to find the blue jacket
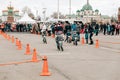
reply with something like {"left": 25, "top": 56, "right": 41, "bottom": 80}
{"left": 71, "top": 24, "right": 77, "bottom": 31}
{"left": 84, "top": 29, "right": 88, "bottom": 39}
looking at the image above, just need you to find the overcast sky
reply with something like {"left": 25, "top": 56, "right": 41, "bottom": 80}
{"left": 0, "top": 0, "right": 119, "bottom": 17}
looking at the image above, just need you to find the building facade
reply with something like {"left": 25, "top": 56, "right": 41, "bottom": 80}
{"left": 1, "top": 3, "right": 20, "bottom": 23}
{"left": 76, "top": 0, "right": 111, "bottom": 24}
{"left": 118, "top": 7, "right": 120, "bottom": 22}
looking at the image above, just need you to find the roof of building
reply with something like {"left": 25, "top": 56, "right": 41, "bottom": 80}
{"left": 95, "top": 9, "right": 99, "bottom": 12}
{"left": 76, "top": 10, "right": 80, "bottom": 12}
{"left": 8, "top": 9, "right": 13, "bottom": 13}
{"left": 101, "top": 15, "right": 111, "bottom": 19}
{"left": 66, "top": 14, "right": 76, "bottom": 18}
{"left": 81, "top": 3, "right": 93, "bottom": 11}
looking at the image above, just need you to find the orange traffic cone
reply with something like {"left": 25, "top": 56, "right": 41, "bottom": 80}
{"left": 95, "top": 40, "right": 99, "bottom": 48}
{"left": 40, "top": 56, "right": 51, "bottom": 76}
{"left": 81, "top": 37, "right": 85, "bottom": 45}
{"left": 6, "top": 35, "right": 8, "bottom": 39}
{"left": 16, "top": 38, "right": 19, "bottom": 46}
{"left": 8, "top": 35, "right": 10, "bottom": 41}
{"left": 25, "top": 44, "right": 31, "bottom": 55}
{"left": 12, "top": 36, "right": 14, "bottom": 43}
{"left": 17, "top": 39, "right": 19, "bottom": 46}
{"left": 4, "top": 33, "right": 7, "bottom": 39}
{"left": 17, "top": 41, "right": 22, "bottom": 50}
{"left": 32, "top": 48, "right": 38, "bottom": 62}
{"left": 0, "top": 30, "right": 2, "bottom": 35}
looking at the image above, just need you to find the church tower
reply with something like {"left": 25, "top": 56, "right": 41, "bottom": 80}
{"left": 7, "top": 2, "right": 14, "bottom": 23}
{"left": 87, "top": 0, "right": 89, "bottom": 5}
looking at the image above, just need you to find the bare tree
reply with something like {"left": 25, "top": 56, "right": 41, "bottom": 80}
{"left": 22, "top": 6, "right": 31, "bottom": 14}
{"left": 22, "top": 6, "right": 35, "bottom": 19}
{"left": 28, "top": 13, "right": 35, "bottom": 19}
{"left": 51, "top": 12, "right": 65, "bottom": 19}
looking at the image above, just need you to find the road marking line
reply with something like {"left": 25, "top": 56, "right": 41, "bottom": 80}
{"left": 100, "top": 46, "right": 120, "bottom": 52}
{"left": 40, "top": 52, "right": 71, "bottom": 55}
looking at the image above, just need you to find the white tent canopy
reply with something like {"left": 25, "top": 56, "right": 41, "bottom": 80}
{"left": 16, "top": 13, "right": 36, "bottom": 24}
{"left": 46, "top": 18, "right": 57, "bottom": 22}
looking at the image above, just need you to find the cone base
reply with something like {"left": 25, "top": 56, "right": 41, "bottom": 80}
{"left": 95, "top": 46, "right": 99, "bottom": 48}
{"left": 40, "top": 72, "right": 51, "bottom": 76}
{"left": 24, "top": 52, "right": 31, "bottom": 55}
{"left": 32, "top": 60, "right": 39, "bottom": 62}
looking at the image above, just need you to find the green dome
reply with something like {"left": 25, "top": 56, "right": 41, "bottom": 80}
{"left": 81, "top": 4, "right": 93, "bottom": 11}
{"left": 95, "top": 9, "right": 99, "bottom": 12}
{"left": 81, "top": 9, "right": 84, "bottom": 11}
{"left": 76, "top": 10, "right": 80, "bottom": 13}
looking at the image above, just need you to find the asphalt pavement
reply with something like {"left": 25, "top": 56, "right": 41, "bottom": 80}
{"left": 0, "top": 32, "right": 120, "bottom": 80}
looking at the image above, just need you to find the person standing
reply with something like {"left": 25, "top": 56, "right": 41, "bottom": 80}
{"left": 115, "top": 22, "right": 120, "bottom": 35}
{"left": 76, "top": 22, "right": 81, "bottom": 41}
{"left": 1, "top": 23, "right": 5, "bottom": 32}
{"left": 103, "top": 23, "right": 107, "bottom": 35}
{"left": 64, "top": 21, "right": 71, "bottom": 34}
{"left": 84, "top": 29, "right": 89, "bottom": 44}
{"left": 71, "top": 21, "right": 77, "bottom": 31}
{"left": 111, "top": 23, "right": 115, "bottom": 35}
{"left": 107, "top": 23, "right": 111, "bottom": 35}
{"left": 95, "top": 23, "right": 99, "bottom": 36}
{"left": 99, "top": 23, "right": 104, "bottom": 33}
{"left": 88, "top": 23, "right": 94, "bottom": 45}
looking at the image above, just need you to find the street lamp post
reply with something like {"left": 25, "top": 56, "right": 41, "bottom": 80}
{"left": 33, "top": 7, "right": 38, "bottom": 20}
{"left": 43, "top": 8, "right": 46, "bottom": 22}
{"left": 69, "top": 0, "right": 71, "bottom": 19}
{"left": 36, "top": 10, "right": 38, "bottom": 17}
{"left": 57, "top": 0, "right": 60, "bottom": 20}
